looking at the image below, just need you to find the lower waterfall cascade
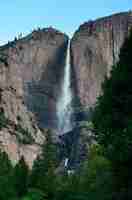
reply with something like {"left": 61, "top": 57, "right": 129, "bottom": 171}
{"left": 56, "top": 41, "right": 73, "bottom": 134}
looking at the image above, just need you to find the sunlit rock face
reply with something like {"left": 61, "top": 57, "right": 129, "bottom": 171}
{"left": 1, "top": 11, "right": 132, "bottom": 167}
{"left": 71, "top": 11, "right": 132, "bottom": 108}
{"left": 0, "top": 28, "right": 68, "bottom": 166}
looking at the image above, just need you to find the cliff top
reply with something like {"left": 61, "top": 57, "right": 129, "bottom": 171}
{"left": 72, "top": 11, "right": 132, "bottom": 41}
{"left": 0, "top": 27, "right": 68, "bottom": 51}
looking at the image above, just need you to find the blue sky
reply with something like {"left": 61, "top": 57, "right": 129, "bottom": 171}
{"left": 0, "top": 0, "right": 132, "bottom": 45}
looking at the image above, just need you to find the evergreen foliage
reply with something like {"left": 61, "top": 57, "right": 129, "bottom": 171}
{"left": 13, "top": 156, "right": 29, "bottom": 198}
{"left": 15, "top": 124, "right": 35, "bottom": 144}
{"left": 0, "top": 111, "right": 9, "bottom": 130}
{"left": 93, "top": 31, "right": 132, "bottom": 161}
{"left": 0, "top": 151, "right": 16, "bottom": 200}
{"left": 30, "top": 129, "right": 58, "bottom": 199}
{"left": 93, "top": 30, "right": 132, "bottom": 198}
{"left": 79, "top": 144, "right": 113, "bottom": 200}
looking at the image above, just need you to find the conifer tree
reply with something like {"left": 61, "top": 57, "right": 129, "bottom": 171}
{"left": 30, "top": 129, "right": 58, "bottom": 199}
{"left": 0, "top": 151, "right": 15, "bottom": 200}
{"left": 13, "top": 156, "right": 29, "bottom": 197}
{"left": 79, "top": 144, "right": 113, "bottom": 200}
{"left": 93, "top": 30, "right": 132, "bottom": 198}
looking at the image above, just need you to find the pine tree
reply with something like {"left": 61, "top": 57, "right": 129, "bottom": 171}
{"left": 30, "top": 129, "right": 58, "bottom": 199}
{"left": 79, "top": 144, "right": 113, "bottom": 200}
{"left": 0, "top": 151, "right": 15, "bottom": 200}
{"left": 13, "top": 156, "right": 29, "bottom": 197}
{"left": 93, "top": 30, "right": 132, "bottom": 159}
{"left": 92, "top": 30, "right": 132, "bottom": 198}
{"left": 55, "top": 172, "right": 82, "bottom": 200}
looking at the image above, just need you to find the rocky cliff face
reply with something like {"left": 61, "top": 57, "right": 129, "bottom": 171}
{"left": 0, "top": 28, "right": 68, "bottom": 167}
{"left": 71, "top": 11, "right": 132, "bottom": 108}
{"left": 1, "top": 11, "right": 132, "bottom": 168}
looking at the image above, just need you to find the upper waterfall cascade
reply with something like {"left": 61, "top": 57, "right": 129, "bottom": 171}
{"left": 57, "top": 41, "right": 73, "bottom": 134}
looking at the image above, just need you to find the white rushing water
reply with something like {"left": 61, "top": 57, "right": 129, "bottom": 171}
{"left": 64, "top": 158, "right": 69, "bottom": 167}
{"left": 57, "top": 41, "right": 73, "bottom": 134}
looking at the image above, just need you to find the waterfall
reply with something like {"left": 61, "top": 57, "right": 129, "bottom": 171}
{"left": 57, "top": 41, "right": 73, "bottom": 134}
{"left": 64, "top": 158, "right": 69, "bottom": 168}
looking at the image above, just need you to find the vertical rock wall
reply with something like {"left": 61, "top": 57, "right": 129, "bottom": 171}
{"left": 0, "top": 28, "right": 68, "bottom": 166}
{"left": 71, "top": 11, "right": 132, "bottom": 108}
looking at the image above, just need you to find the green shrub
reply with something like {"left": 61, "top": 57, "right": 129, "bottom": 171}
{"left": 15, "top": 124, "right": 35, "bottom": 144}
{"left": 27, "top": 188, "right": 46, "bottom": 200}
{"left": 0, "top": 111, "right": 9, "bottom": 130}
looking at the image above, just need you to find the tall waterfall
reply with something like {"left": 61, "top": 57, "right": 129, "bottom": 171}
{"left": 57, "top": 41, "right": 73, "bottom": 134}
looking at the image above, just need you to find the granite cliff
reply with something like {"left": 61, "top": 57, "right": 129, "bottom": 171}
{"left": 71, "top": 11, "right": 132, "bottom": 109}
{"left": 62, "top": 11, "right": 132, "bottom": 169}
{"left": 0, "top": 27, "right": 68, "bottom": 167}
{"left": 0, "top": 11, "right": 132, "bottom": 168}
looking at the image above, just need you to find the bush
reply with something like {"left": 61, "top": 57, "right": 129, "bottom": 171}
{"left": 0, "top": 111, "right": 9, "bottom": 130}
{"left": 15, "top": 124, "right": 35, "bottom": 144}
{"left": 26, "top": 188, "right": 46, "bottom": 200}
